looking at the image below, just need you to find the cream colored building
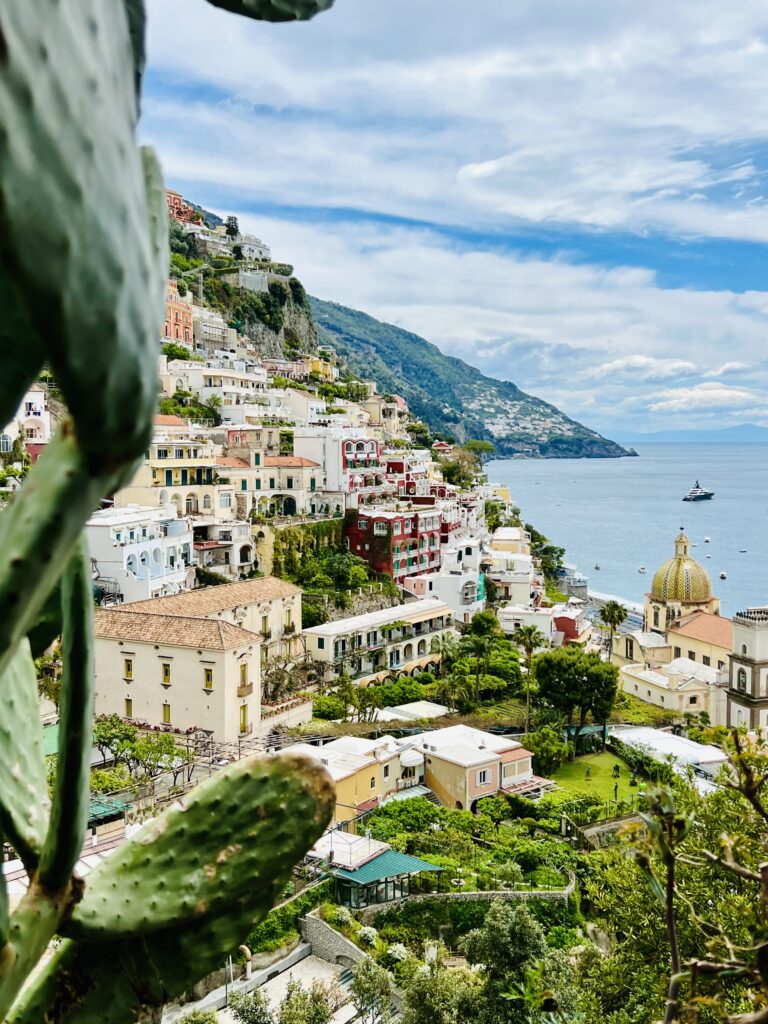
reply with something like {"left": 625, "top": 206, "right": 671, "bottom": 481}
{"left": 93, "top": 608, "right": 260, "bottom": 743}
{"left": 727, "top": 608, "right": 768, "bottom": 729}
{"left": 303, "top": 599, "right": 456, "bottom": 687}
{"left": 490, "top": 526, "right": 531, "bottom": 555}
{"left": 116, "top": 436, "right": 236, "bottom": 520}
{"left": 620, "top": 657, "right": 728, "bottom": 724}
{"left": 667, "top": 611, "right": 732, "bottom": 672}
{"left": 120, "top": 577, "right": 303, "bottom": 662}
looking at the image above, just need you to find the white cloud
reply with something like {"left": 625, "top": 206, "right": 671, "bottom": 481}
{"left": 646, "top": 382, "right": 761, "bottom": 412}
{"left": 582, "top": 355, "right": 697, "bottom": 382}
{"left": 703, "top": 361, "right": 750, "bottom": 377}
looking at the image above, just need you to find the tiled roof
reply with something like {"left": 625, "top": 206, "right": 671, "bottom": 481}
{"left": 263, "top": 456, "right": 321, "bottom": 468}
{"left": 216, "top": 457, "right": 250, "bottom": 468}
{"left": 121, "top": 577, "right": 301, "bottom": 617}
{"left": 669, "top": 611, "right": 733, "bottom": 649}
{"left": 94, "top": 609, "right": 259, "bottom": 650}
{"left": 154, "top": 414, "right": 188, "bottom": 426}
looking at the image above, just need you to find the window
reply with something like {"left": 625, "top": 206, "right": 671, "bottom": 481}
{"left": 220, "top": 493, "right": 232, "bottom": 509}
{"left": 124, "top": 698, "right": 133, "bottom": 718}
{"left": 737, "top": 668, "right": 748, "bottom": 692}
{"left": 203, "top": 494, "right": 212, "bottom": 509}
{"left": 689, "top": 696, "right": 698, "bottom": 705}
{"left": 241, "top": 479, "right": 248, "bottom": 491}
{"left": 269, "top": 477, "right": 276, "bottom": 489}
{"left": 374, "top": 521, "right": 388, "bottom": 536}
{"left": 370, "top": 776, "right": 376, "bottom": 789}
{"left": 204, "top": 668, "right": 213, "bottom": 690}
{"left": 175, "top": 448, "right": 184, "bottom": 459}
{"left": 239, "top": 705, "right": 248, "bottom": 734}
{"left": 286, "top": 476, "right": 294, "bottom": 489}
{"left": 688, "top": 651, "right": 695, "bottom": 661}
{"left": 477, "top": 769, "right": 490, "bottom": 786}
{"left": 124, "top": 659, "right": 133, "bottom": 680}
{"left": 254, "top": 453, "right": 261, "bottom": 466}
{"left": 625, "top": 638, "right": 634, "bottom": 661}
{"left": 383, "top": 764, "right": 390, "bottom": 779}
{"left": 255, "top": 479, "right": 261, "bottom": 490}
{"left": 718, "top": 661, "right": 725, "bottom": 670}
{"left": 317, "top": 637, "right": 325, "bottom": 650}
{"left": 742, "top": 644, "right": 748, "bottom": 656}
{"left": 674, "top": 646, "right": 681, "bottom": 659}
{"left": 392, "top": 521, "right": 401, "bottom": 535}
{"left": 240, "top": 663, "right": 248, "bottom": 687}
{"left": 653, "top": 609, "right": 659, "bottom": 627}
{"left": 162, "top": 663, "right": 171, "bottom": 685}
{"left": 358, "top": 518, "right": 368, "bottom": 530}
{"left": 261, "top": 615, "right": 269, "bottom": 634}
{"left": 702, "top": 656, "right": 711, "bottom": 667}
{"left": 156, "top": 448, "right": 168, "bottom": 460}
{"left": 162, "top": 703, "right": 171, "bottom": 724}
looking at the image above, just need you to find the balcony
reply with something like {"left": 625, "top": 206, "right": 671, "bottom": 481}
{"left": 237, "top": 681, "right": 254, "bottom": 698}
{"left": 284, "top": 623, "right": 296, "bottom": 636}
{"left": 261, "top": 629, "right": 273, "bottom": 641}
{"left": 396, "top": 777, "right": 422, "bottom": 791}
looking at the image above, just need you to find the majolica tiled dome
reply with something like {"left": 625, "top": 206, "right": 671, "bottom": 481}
{"left": 651, "top": 531, "right": 712, "bottom": 603}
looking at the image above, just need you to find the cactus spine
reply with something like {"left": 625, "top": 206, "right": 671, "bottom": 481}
{"left": 0, "top": 1, "right": 336, "bottom": 1020}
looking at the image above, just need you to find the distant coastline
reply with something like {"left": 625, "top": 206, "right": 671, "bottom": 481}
{"left": 612, "top": 423, "right": 768, "bottom": 445}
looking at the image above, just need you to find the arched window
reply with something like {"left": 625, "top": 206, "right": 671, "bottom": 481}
{"left": 653, "top": 609, "right": 659, "bottom": 628}
{"left": 737, "top": 668, "right": 748, "bottom": 692}
{"left": 741, "top": 644, "right": 748, "bottom": 656}
{"left": 203, "top": 494, "right": 212, "bottom": 510}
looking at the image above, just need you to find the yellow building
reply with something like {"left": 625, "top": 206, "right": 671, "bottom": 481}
{"left": 620, "top": 657, "right": 728, "bottom": 724}
{"left": 645, "top": 531, "right": 720, "bottom": 633}
{"left": 667, "top": 611, "right": 732, "bottom": 672}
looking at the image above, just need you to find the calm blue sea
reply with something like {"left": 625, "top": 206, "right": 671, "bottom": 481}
{"left": 487, "top": 444, "right": 768, "bottom": 617}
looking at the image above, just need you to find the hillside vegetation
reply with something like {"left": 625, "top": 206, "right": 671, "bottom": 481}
{"left": 310, "top": 296, "right": 628, "bottom": 459}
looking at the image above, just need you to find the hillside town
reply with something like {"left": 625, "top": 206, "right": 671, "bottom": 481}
{"left": 2, "top": 190, "right": 765, "bottom": 1024}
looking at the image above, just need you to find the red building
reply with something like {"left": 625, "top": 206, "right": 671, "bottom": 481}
{"left": 345, "top": 507, "right": 442, "bottom": 583}
{"left": 165, "top": 189, "right": 201, "bottom": 225}
{"left": 553, "top": 608, "right": 592, "bottom": 646}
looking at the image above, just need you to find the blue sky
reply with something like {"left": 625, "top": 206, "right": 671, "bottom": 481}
{"left": 143, "top": 0, "right": 768, "bottom": 435}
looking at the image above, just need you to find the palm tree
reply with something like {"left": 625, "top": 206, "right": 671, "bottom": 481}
{"left": 512, "top": 625, "right": 546, "bottom": 735}
{"left": 460, "top": 633, "right": 493, "bottom": 707}
{"left": 599, "top": 600, "right": 628, "bottom": 663}
{"left": 430, "top": 632, "right": 459, "bottom": 678}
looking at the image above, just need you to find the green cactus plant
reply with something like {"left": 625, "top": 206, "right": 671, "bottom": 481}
{"left": 0, "top": 1, "right": 336, "bottom": 1021}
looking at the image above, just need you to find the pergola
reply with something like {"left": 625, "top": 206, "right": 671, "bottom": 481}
{"left": 333, "top": 850, "right": 443, "bottom": 908}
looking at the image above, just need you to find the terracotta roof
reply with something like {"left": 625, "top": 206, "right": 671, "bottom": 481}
{"left": 263, "top": 456, "right": 320, "bottom": 468}
{"left": 216, "top": 457, "right": 250, "bottom": 468}
{"left": 154, "top": 414, "right": 188, "bottom": 427}
{"left": 668, "top": 611, "right": 733, "bottom": 650}
{"left": 504, "top": 747, "right": 534, "bottom": 761}
{"left": 94, "top": 609, "right": 259, "bottom": 650}
{"left": 121, "top": 577, "right": 301, "bottom": 618}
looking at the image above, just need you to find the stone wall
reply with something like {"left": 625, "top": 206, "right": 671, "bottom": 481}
{"left": 358, "top": 874, "right": 576, "bottom": 923}
{"left": 301, "top": 911, "right": 366, "bottom": 968}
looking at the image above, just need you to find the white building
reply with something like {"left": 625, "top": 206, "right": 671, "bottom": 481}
{"left": 727, "top": 607, "right": 768, "bottom": 729}
{"left": 497, "top": 604, "right": 558, "bottom": 643}
{"left": 620, "top": 657, "right": 728, "bottom": 725}
{"left": 86, "top": 504, "right": 195, "bottom": 605}
{"left": 303, "top": 599, "right": 455, "bottom": 686}
{"left": 1, "top": 385, "right": 52, "bottom": 454}
{"left": 402, "top": 539, "right": 485, "bottom": 625}
{"left": 611, "top": 725, "right": 728, "bottom": 789}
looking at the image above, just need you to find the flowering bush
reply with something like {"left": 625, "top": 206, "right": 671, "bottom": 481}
{"left": 358, "top": 926, "right": 379, "bottom": 946}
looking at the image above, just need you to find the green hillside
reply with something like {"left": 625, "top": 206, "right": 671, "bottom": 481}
{"left": 310, "top": 296, "right": 628, "bottom": 459}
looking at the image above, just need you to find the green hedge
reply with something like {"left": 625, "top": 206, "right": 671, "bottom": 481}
{"left": 243, "top": 879, "right": 332, "bottom": 954}
{"left": 606, "top": 737, "right": 675, "bottom": 785}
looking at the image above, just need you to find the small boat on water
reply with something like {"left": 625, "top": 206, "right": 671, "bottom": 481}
{"left": 720, "top": 571, "right": 727, "bottom": 580}
{"left": 683, "top": 481, "right": 715, "bottom": 502}
{"left": 594, "top": 563, "right": 601, "bottom": 570}
{"left": 704, "top": 536, "right": 711, "bottom": 544}
{"left": 638, "top": 566, "right": 647, "bottom": 574}
{"left": 740, "top": 549, "right": 748, "bottom": 553}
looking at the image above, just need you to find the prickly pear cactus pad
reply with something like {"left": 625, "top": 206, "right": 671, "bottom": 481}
{"left": 206, "top": 0, "right": 336, "bottom": 21}
{"left": 0, "top": 0, "right": 337, "bottom": 1019}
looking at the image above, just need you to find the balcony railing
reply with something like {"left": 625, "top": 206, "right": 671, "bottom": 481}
{"left": 237, "top": 682, "right": 254, "bottom": 698}
{"left": 261, "top": 629, "right": 272, "bottom": 640}
{"left": 396, "top": 777, "right": 421, "bottom": 791}
{"left": 284, "top": 623, "right": 296, "bottom": 636}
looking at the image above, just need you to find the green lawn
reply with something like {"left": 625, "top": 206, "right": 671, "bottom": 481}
{"left": 553, "top": 751, "right": 635, "bottom": 803}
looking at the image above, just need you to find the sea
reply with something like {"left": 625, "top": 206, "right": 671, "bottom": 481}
{"left": 487, "top": 443, "right": 768, "bottom": 618}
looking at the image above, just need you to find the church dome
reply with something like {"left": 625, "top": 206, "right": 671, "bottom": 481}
{"left": 651, "top": 531, "right": 712, "bottom": 604}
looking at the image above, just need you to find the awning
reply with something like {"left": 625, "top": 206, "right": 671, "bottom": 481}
{"left": 399, "top": 748, "right": 425, "bottom": 768}
{"left": 333, "top": 850, "right": 443, "bottom": 886}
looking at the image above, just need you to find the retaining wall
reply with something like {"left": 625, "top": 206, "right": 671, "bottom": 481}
{"left": 301, "top": 912, "right": 366, "bottom": 967}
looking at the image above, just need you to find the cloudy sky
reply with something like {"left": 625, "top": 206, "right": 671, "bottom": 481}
{"left": 143, "top": 0, "right": 768, "bottom": 436}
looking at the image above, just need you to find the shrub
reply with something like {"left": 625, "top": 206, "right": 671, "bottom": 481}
{"left": 312, "top": 695, "right": 346, "bottom": 721}
{"left": 358, "top": 925, "right": 379, "bottom": 946}
{"left": 333, "top": 906, "right": 352, "bottom": 927}
{"left": 179, "top": 1012, "right": 218, "bottom": 1024}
